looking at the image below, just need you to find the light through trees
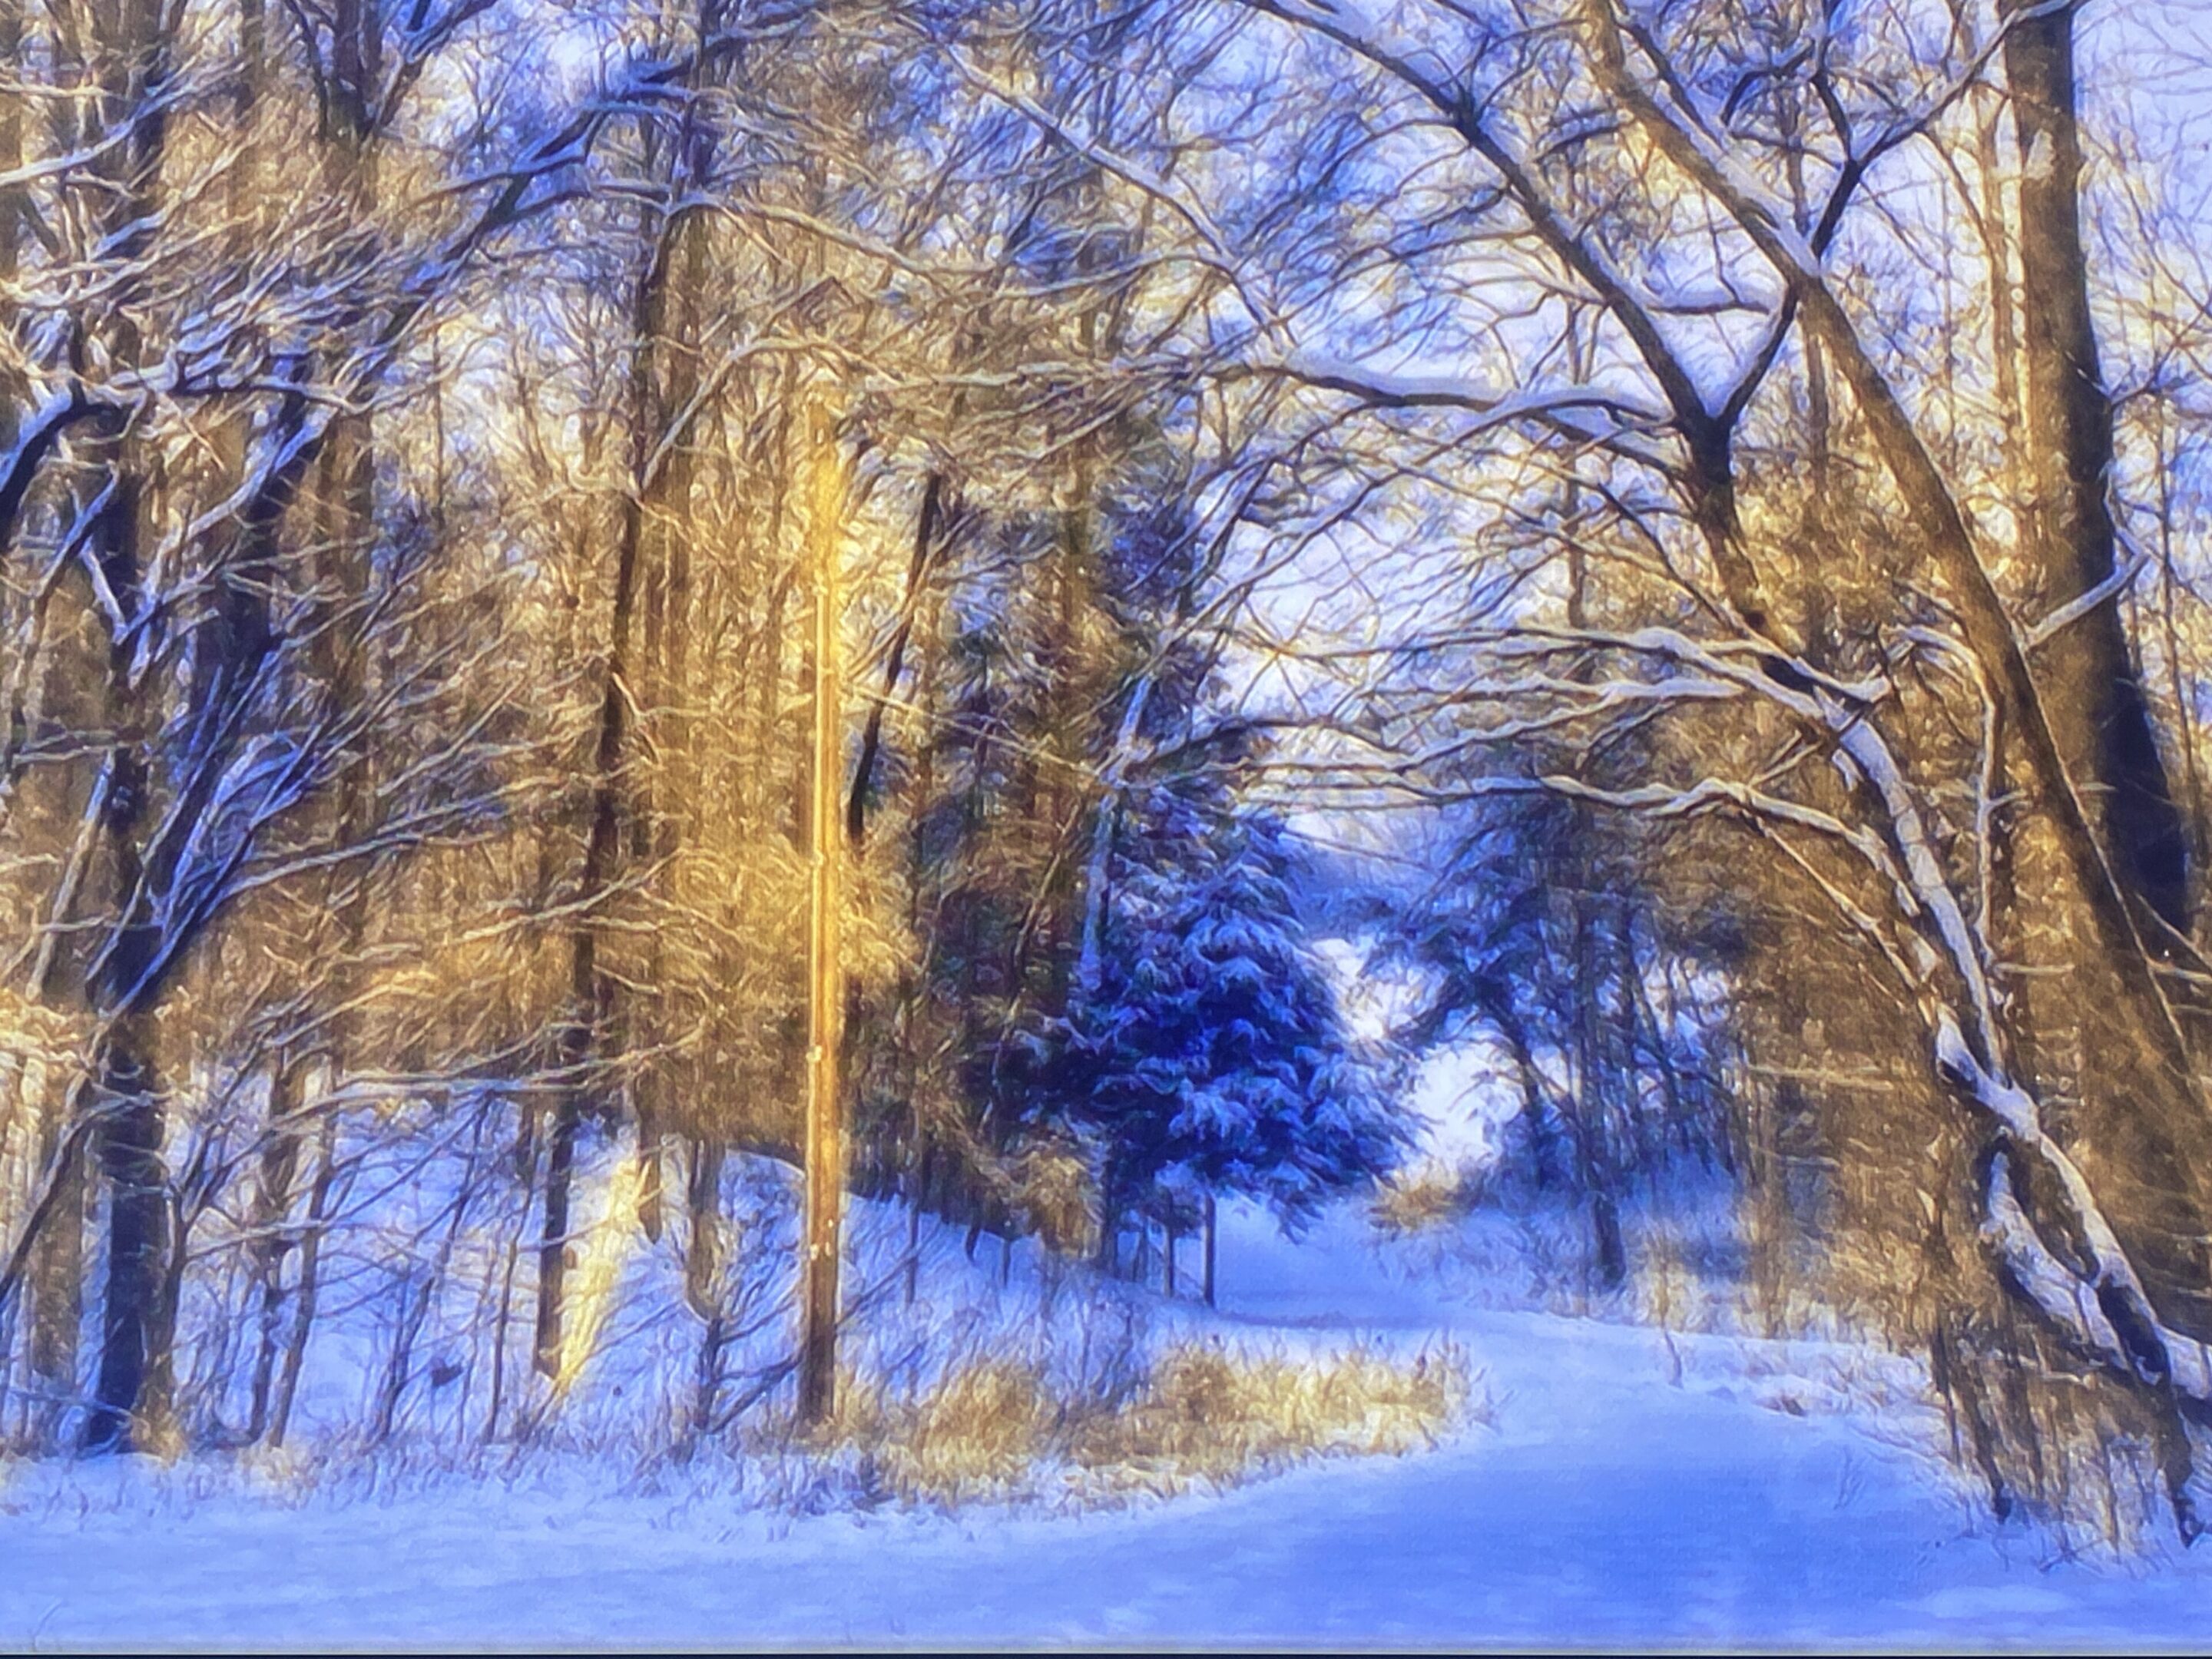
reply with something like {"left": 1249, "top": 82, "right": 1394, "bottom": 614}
{"left": 0, "top": 0, "right": 2207, "bottom": 1556}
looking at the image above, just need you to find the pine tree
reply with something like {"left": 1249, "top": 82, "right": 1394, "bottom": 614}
{"left": 1068, "top": 795, "right": 1404, "bottom": 1249}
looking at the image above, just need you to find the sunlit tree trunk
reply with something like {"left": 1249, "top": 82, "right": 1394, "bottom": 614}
{"left": 797, "top": 392, "right": 848, "bottom": 1429}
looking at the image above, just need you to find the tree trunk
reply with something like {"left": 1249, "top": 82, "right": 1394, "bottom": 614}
{"left": 2003, "top": 0, "right": 2189, "bottom": 938}
{"left": 482, "top": 1224, "right": 523, "bottom": 1445}
{"left": 798, "top": 393, "right": 848, "bottom": 1429}
{"left": 243, "top": 1060, "right": 300, "bottom": 1443}
{"left": 1094, "top": 1150, "right": 1125, "bottom": 1275}
{"left": 267, "top": 1117, "right": 338, "bottom": 1449}
{"left": 1982, "top": 0, "right": 2212, "bottom": 1343}
{"left": 83, "top": 1014, "right": 169, "bottom": 1453}
{"left": 74, "top": 0, "right": 177, "bottom": 1452}
{"left": 1201, "top": 1193, "right": 1217, "bottom": 1310}
{"left": 1565, "top": 535, "right": 1628, "bottom": 1292}
{"left": 634, "top": 1114, "right": 665, "bottom": 1244}
{"left": 532, "top": 1084, "right": 581, "bottom": 1379}
{"left": 903, "top": 1141, "right": 932, "bottom": 1308}
{"left": 683, "top": 1137, "right": 724, "bottom": 1323}
{"left": 23, "top": 1058, "right": 82, "bottom": 1448}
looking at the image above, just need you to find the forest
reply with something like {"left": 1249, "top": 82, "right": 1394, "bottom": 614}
{"left": 2, "top": 0, "right": 2212, "bottom": 1573}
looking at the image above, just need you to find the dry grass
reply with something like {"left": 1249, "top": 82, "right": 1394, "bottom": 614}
{"left": 1067, "top": 1339, "right": 1478, "bottom": 1493}
{"left": 813, "top": 1338, "right": 1481, "bottom": 1510}
{"left": 849, "top": 1359, "right": 1056, "bottom": 1505}
{"left": 1369, "top": 1167, "right": 1480, "bottom": 1236}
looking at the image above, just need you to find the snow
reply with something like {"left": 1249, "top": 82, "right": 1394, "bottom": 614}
{"left": 8, "top": 1202, "right": 2212, "bottom": 1649}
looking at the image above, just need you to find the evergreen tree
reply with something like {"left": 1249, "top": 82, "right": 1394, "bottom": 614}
{"left": 1068, "top": 793, "right": 1404, "bottom": 1241}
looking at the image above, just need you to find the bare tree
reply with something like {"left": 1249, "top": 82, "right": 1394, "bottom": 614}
{"left": 1200, "top": 0, "right": 2212, "bottom": 1530}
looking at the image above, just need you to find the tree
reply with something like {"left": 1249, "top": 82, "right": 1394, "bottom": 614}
{"left": 1067, "top": 783, "right": 1403, "bottom": 1258}
{"left": 1197, "top": 0, "right": 2212, "bottom": 1530}
{"left": 0, "top": 0, "right": 790, "bottom": 1452}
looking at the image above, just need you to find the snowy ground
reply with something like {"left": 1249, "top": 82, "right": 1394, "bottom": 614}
{"left": 6, "top": 1204, "right": 2212, "bottom": 1651}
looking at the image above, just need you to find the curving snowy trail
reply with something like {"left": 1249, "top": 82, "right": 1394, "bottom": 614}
{"left": 5, "top": 1207, "right": 2211, "bottom": 1651}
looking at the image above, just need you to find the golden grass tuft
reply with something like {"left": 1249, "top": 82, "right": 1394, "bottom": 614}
{"left": 1069, "top": 1338, "right": 1475, "bottom": 1491}
{"left": 865, "top": 1359, "right": 1055, "bottom": 1504}
{"left": 1369, "top": 1167, "right": 1479, "bottom": 1236}
{"left": 822, "top": 1338, "right": 1479, "bottom": 1509}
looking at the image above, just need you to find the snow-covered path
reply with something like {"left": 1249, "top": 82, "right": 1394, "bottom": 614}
{"left": 5, "top": 1211, "right": 2210, "bottom": 1651}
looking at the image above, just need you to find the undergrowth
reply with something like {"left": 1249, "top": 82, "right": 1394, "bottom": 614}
{"left": 744, "top": 1336, "right": 1482, "bottom": 1512}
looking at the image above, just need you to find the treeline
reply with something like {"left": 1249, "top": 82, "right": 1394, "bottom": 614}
{"left": 1232, "top": 0, "right": 2212, "bottom": 1542}
{"left": 0, "top": 0, "right": 1392, "bottom": 1460}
